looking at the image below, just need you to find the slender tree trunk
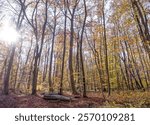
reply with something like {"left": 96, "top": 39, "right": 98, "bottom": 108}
{"left": 32, "top": 0, "right": 48, "bottom": 95}
{"left": 136, "top": 39, "right": 149, "bottom": 88}
{"left": 60, "top": 9, "right": 67, "bottom": 95}
{"left": 131, "top": 0, "right": 150, "bottom": 58}
{"left": 68, "top": 11, "right": 78, "bottom": 94}
{"left": 78, "top": 0, "right": 87, "bottom": 97}
{"left": 102, "top": 0, "right": 110, "bottom": 96}
{"left": 14, "top": 40, "right": 23, "bottom": 90}
{"left": 48, "top": 8, "right": 56, "bottom": 92}
{"left": 2, "top": 45, "right": 16, "bottom": 95}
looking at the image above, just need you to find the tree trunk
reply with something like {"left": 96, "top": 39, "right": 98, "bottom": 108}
{"left": 79, "top": 0, "right": 87, "bottom": 97}
{"left": 2, "top": 45, "right": 16, "bottom": 95}
{"left": 102, "top": 0, "right": 110, "bottom": 96}
{"left": 48, "top": 11, "right": 56, "bottom": 92}
{"left": 60, "top": 8, "right": 67, "bottom": 95}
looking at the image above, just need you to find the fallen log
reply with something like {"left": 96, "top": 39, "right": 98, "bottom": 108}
{"left": 43, "top": 94, "right": 76, "bottom": 101}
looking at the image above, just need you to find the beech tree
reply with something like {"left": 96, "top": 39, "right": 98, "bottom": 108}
{"left": 19, "top": 0, "right": 48, "bottom": 95}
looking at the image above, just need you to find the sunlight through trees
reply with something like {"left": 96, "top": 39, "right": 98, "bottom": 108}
{"left": 0, "top": 0, "right": 149, "bottom": 98}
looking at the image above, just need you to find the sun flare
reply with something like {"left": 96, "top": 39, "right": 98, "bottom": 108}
{"left": 0, "top": 22, "right": 19, "bottom": 45}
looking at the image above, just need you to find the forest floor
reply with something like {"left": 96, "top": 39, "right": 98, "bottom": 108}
{"left": 0, "top": 91, "right": 150, "bottom": 108}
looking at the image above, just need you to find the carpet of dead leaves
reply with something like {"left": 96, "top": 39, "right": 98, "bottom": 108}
{"left": 0, "top": 92, "right": 105, "bottom": 108}
{"left": 1, "top": 91, "right": 150, "bottom": 108}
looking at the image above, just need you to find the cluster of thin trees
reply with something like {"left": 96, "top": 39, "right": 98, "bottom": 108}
{"left": 0, "top": 0, "right": 149, "bottom": 97}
